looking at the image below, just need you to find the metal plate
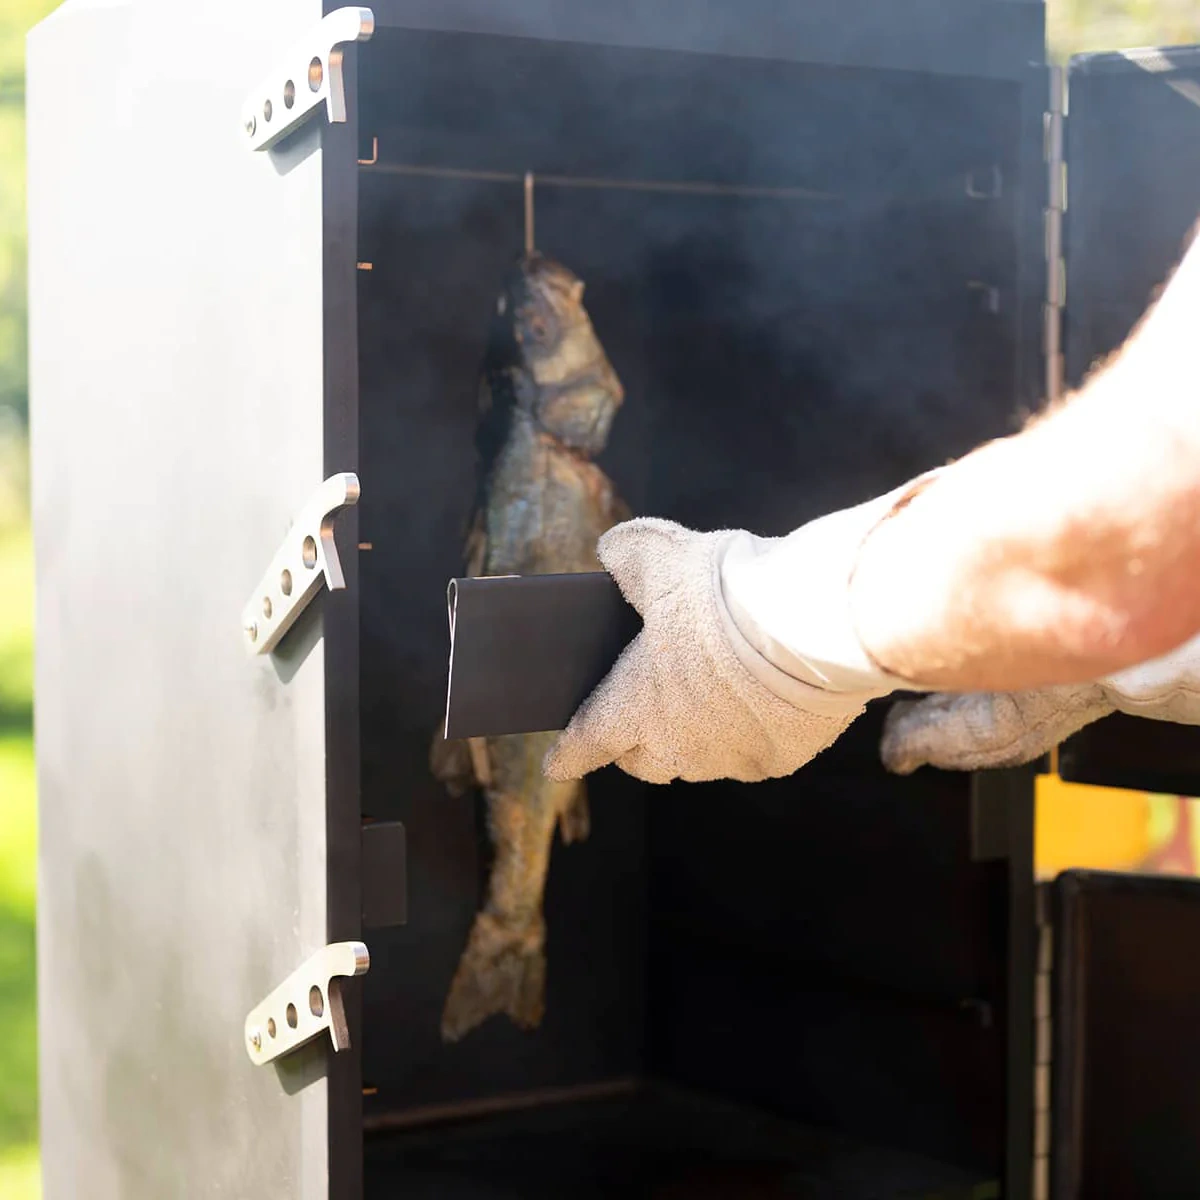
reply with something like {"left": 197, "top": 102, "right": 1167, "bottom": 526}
{"left": 442, "top": 573, "right": 639, "bottom": 740}
{"left": 27, "top": 1, "right": 359, "bottom": 1196}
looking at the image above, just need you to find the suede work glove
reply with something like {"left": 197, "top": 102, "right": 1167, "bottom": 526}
{"left": 544, "top": 483, "right": 931, "bottom": 785}
{"left": 881, "top": 632, "right": 1200, "bottom": 774}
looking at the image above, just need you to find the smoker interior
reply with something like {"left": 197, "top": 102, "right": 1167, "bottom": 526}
{"left": 355, "top": 27, "right": 1028, "bottom": 1194}
{"left": 363, "top": 1083, "right": 995, "bottom": 1199}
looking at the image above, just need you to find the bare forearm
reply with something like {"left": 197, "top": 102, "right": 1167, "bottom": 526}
{"left": 851, "top": 231, "right": 1200, "bottom": 692}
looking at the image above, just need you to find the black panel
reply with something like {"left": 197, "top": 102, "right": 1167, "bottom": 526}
{"left": 1059, "top": 713, "right": 1200, "bottom": 796}
{"left": 362, "top": 821, "right": 408, "bottom": 929}
{"left": 444, "top": 573, "right": 638, "bottom": 739}
{"left": 365, "top": 1084, "right": 998, "bottom": 1198}
{"left": 1051, "top": 871, "right": 1200, "bottom": 1199}
{"left": 368, "top": 0, "right": 1045, "bottom": 80}
{"left": 355, "top": 23, "right": 1031, "bottom": 1177}
{"left": 1058, "top": 46, "right": 1200, "bottom": 795}
{"left": 646, "top": 718, "right": 1017, "bottom": 1174}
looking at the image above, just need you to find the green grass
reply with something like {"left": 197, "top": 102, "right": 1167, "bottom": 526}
{"left": 0, "top": 524, "right": 37, "bottom": 1198}
{"left": 1, "top": 9, "right": 57, "bottom": 1197}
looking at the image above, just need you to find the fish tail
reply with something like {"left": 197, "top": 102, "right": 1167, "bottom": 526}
{"left": 440, "top": 910, "right": 546, "bottom": 1042}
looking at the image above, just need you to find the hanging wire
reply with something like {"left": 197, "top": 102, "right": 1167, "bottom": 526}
{"left": 524, "top": 172, "right": 536, "bottom": 254}
{"left": 370, "top": 160, "right": 840, "bottom": 203}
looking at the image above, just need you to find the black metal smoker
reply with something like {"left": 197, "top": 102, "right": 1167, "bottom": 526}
{"left": 25, "top": 2, "right": 1200, "bottom": 1196}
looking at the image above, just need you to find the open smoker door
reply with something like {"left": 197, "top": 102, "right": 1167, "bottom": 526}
{"left": 1056, "top": 45, "right": 1200, "bottom": 795}
{"left": 1050, "top": 871, "right": 1200, "bottom": 1198}
{"left": 1047, "top": 46, "right": 1200, "bottom": 1199}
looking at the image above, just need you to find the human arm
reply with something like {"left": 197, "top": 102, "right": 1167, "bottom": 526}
{"left": 546, "top": 229, "right": 1200, "bottom": 785}
{"left": 851, "top": 228, "right": 1200, "bottom": 692}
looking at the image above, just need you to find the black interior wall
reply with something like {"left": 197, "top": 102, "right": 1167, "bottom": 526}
{"left": 355, "top": 25, "right": 1030, "bottom": 1173}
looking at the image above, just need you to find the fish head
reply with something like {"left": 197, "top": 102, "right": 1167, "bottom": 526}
{"left": 503, "top": 254, "right": 625, "bottom": 457}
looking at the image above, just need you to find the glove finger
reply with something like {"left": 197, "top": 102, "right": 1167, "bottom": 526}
{"left": 880, "top": 687, "right": 1112, "bottom": 775}
{"left": 613, "top": 745, "right": 678, "bottom": 785}
{"left": 543, "top": 636, "right": 646, "bottom": 781}
{"left": 596, "top": 518, "right": 697, "bottom": 615}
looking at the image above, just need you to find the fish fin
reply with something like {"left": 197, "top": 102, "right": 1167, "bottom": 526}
{"left": 557, "top": 782, "right": 590, "bottom": 845}
{"left": 429, "top": 733, "right": 478, "bottom": 798}
{"left": 440, "top": 911, "right": 546, "bottom": 1042}
{"left": 467, "top": 737, "right": 493, "bottom": 787}
{"left": 464, "top": 512, "right": 487, "bottom": 578}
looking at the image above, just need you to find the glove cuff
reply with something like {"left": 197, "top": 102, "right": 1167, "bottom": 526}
{"left": 719, "top": 472, "right": 942, "bottom": 698}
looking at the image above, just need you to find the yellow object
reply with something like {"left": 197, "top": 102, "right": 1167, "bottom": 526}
{"left": 1034, "top": 773, "right": 1151, "bottom": 878}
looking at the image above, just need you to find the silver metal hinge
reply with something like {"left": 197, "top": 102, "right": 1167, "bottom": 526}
{"left": 1032, "top": 883, "right": 1053, "bottom": 1200}
{"left": 245, "top": 941, "right": 370, "bottom": 1065}
{"left": 1043, "top": 66, "right": 1067, "bottom": 405}
{"left": 241, "top": 7, "right": 375, "bottom": 151}
{"left": 242, "top": 472, "right": 360, "bottom": 655}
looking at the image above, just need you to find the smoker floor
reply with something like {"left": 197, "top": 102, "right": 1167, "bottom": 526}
{"left": 363, "top": 1083, "right": 997, "bottom": 1199}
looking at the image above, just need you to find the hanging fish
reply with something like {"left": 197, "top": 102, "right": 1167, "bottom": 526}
{"left": 431, "top": 252, "right": 629, "bottom": 1042}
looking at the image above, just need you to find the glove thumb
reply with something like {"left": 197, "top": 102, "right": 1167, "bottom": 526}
{"left": 596, "top": 518, "right": 702, "bottom": 615}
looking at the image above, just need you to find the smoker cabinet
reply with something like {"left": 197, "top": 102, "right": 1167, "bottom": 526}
{"left": 23, "top": 2, "right": 1200, "bottom": 1198}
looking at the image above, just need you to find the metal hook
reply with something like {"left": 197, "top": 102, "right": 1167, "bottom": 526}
{"left": 524, "top": 172, "right": 535, "bottom": 255}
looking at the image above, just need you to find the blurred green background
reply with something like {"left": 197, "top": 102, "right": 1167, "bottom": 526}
{"left": 2, "top": 3, "right": 1200, "bottom": 1198}
{"left": 1, "top": 2, "right": 58, "bottom": 1195}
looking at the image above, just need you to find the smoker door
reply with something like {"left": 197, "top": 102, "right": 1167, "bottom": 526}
{"left": 1056, "top": 45, "right": 1200, "bottom": 795}
{"left": 26, "top": 2, "right": 361, "bottom": 1198}
{"left": 1049, "top": 870, "right": 1200, "bottom": 1199}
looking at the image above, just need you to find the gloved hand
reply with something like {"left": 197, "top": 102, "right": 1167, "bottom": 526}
{"left": 544, "top": 484, "right": 929, "bottom": 785}
{"left": 881, "top": 633, "right": 1200, "bottom": 774}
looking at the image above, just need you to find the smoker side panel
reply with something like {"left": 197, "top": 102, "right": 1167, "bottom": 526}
{"left": 27, "top": 2, "right": 357, "bottom": 1197}
{"left": 1057, "top": 45, "right": 1200, "bottom": 796}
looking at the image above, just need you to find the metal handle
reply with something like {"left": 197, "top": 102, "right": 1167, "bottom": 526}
{"left": 241, "top": 7, "right": 375, "bottom": 152}
{"left": 242, "top": 472, "right": 360, "bottom": 655}
{"left": 245, "top": 941, "right": 370, "bottom": 1065}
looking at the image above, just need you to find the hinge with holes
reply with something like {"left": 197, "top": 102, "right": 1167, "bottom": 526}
{"left": 242, "top": 472, "right": 360, "bottom": 655}
{"left": 245, "top": 942, "right": 370, "bottom": 1065}
{"left": 241, "top": 7, "right": 375, "bottom": 152}
{"left": 1043, "top": 65, "right": 1067, "bottom": 405}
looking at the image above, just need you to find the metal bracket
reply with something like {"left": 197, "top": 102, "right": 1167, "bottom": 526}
{"left": 242, "top": 472, "right": 360, "bottom": 655}
{"left": 245, "top": 941, "right": 370, "bottom": 1066}
{"left": 1043, "top": 65, "right": 1067, "bottom": 406}
{"left": 965, "top": 164, "right": 1003, "bottom": 200}
{"left": 241, "top": 7, "right": 375, "bottom": 152}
